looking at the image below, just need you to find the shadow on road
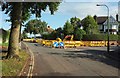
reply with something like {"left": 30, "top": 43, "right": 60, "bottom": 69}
{"left": 49, "top": 48, "right": 119, "bottom": 69}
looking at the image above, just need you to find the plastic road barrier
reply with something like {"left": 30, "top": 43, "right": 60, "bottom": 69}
{"left": 53, "top": 42, "right": 59, "bottom": 48}
{"left": 59, "top": 42, "right": 64, "bottom": 48}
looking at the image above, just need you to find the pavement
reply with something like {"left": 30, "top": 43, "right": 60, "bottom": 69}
{"left": 23, "top": 42, "right": 120, "bottom": 77}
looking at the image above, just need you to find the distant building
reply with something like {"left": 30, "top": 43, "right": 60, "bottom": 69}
{"left": 46, "top": 26, "right": 54, "bottom": 33}
{"left": 94, "top": 15, "right": 119, "bottom": 34}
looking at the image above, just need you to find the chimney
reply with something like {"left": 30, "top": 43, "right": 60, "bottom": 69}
{"left": 116, "top": 14, "right": 118, "bottom": 21}
{"left": 93, "top": 15, "right": 97, "bottom": 21}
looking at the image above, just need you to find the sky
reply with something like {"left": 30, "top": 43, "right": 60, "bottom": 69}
{"left": 0, "top": 1, "right": 119, "bottom": 32}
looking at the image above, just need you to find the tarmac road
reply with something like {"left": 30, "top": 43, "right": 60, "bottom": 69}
{"left": 25, "top": 42, "right": 119, "bottom": 77}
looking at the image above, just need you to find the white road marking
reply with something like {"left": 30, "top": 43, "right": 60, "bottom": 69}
{"left": 23, "top": 42, "right": 35, "bottom": 78}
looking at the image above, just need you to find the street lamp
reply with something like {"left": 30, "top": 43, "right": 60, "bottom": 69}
{"left": 96, "top": 4, "right": 110, "bottom": 53}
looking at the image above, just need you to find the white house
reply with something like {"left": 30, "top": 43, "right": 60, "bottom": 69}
{"left": 94, "top": 15, "right": 119, "bottom": 34}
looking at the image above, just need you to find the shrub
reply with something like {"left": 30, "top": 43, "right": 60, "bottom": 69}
{"left": 83, "top": 34, "right": 118, "bottom": 41}
{"left": 74, "top": 28, "right": 86, "bottom": 40}
{"left": 109, "top": 34, "right": 119, "bottom": 41}
{"left": 118, "top": 35, "right": 120, "bottom": 41}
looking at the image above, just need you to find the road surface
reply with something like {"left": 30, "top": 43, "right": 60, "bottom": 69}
{"left": 25, "top": 42, "right": 119, "bottom": 77}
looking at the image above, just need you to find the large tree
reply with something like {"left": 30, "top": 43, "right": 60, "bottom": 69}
{"left": 63, "top": 20, "right": 74, "bottom": 36}
{"left": 70, "top": 17, "right": 81, "bottom": 29}
{"left": 2, "top": 2, "right": 60, "bottom": 58}
{"left": 25, "top": 19, "right": 48, "bottom": 37}
{"left": 55, "top": 27, "right": 63, "bottom": 38}
{"left": 81, "top": 15, "right": 99, "bottom": 34}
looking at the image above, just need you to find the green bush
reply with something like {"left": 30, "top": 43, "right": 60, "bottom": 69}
{"left": 42, "top": 34, "right": 49, "bottom": 40}
{"left": 73, "top": 28, "right": 86, "bottom": 41}
{"left": 109, "top": 34, "right": 119, "bottom": 41}
{"left": 42, "top": 31, "right": 64, "bottom": 40}
{"left": 83, "top": 34, "right": 119, "bottom": 41}
{"left": 118, "top": 35, "right": 120, "bottom": 41}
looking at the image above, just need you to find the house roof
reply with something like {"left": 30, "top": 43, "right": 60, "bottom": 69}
{"left": 95, "top": 16, "right": 119, "bottom": 25}
{"left": 96, "top": 16, "right": 108, "bottom": 24}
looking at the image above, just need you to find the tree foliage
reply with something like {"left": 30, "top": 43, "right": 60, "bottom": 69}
{"left": 81, "top": 15, "right": 99, "bottom": 34}
{"left": 63, "top": 17, "right": 82, "bottom": 36}
{"left": 70, "top": 17, "right": 81, "bottom": 28}
{"left": 73, "top": 28, "right": 86, "bottom": 40}
{"left": 55, "top": 27, "right": 63, "bottom": 38}
{"left": 42, "top": 27, "right": 64, "bottom": 40}
{"left": 1, "top": 2, "right": 60, "bottom": 58}
{"left": 2, "top": 2, "right": 60, "bottom": 19}
{"left": 63, "top": 21, "right": 74, "bottom": 36}
{"left": 25, "top": 19, "right": 48, "bottom": 35}
{"left": 22, "top": 30, "right": 28, "bottom": 39}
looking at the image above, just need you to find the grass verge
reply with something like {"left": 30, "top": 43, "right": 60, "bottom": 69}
{"left": 1, "top": 51, "right": 29, "bottom": 76}
{"left": 0, "top": 43, "right": 8, "bottom": 46}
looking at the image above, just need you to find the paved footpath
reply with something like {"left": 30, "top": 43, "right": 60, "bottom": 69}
{"left": 25, "top": 42, "right": 119, "bottom": 77}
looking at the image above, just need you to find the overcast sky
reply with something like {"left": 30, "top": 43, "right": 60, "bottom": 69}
{"left": 0, "top": 1, "right": 119, "bottom": 31}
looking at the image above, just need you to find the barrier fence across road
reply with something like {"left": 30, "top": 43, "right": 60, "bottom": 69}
{"left": 23, "top": 39, "right": 118, "bottom": 48}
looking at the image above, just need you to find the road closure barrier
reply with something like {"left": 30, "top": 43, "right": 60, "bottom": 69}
{"left": 23, "top": 39, "right": 34, "bottom": 42}
{"left": 23, "top": 38, "right": 118, "bottom": 48}
{"left": 64, "top": 41, "right": 75, "bottom": 48}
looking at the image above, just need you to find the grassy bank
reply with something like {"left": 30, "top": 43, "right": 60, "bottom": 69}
{"left": 0, "top": 43, "right": 8, "bottom": 46}
{"left": 1, "top": 51, "right": 29, "bottom": 76}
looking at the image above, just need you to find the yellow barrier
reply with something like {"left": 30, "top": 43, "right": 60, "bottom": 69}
{"left": 24, "top": 38, "right": 109, "bottom": 47}
{"left": 50, "top": 40, "right": 56, "bottom": 47}
{"left": 37, "top": 39, "right": 42, "bottom": 44}
{"left": 36, "top": 39, "right": 57, "bottom": 47}
{"left": 82, "top": 41, "right": 106, "bottom": 47}
{"left": 45, "top": 40, "right": 52, "bottom": 46}
{"left": 82, "top": 41, "right": 90, "bottom": 46}
{"left": 23, "top": 39, "right": 34, "bottom": 42}
{"left": 64, "top": 41, "right": 75, "bottom": 48}
{"left": 39, "top": 39, "right": 43, "bottom": 45}
{"left": 37, "top": 39, "right": 117, "bottom": 47}
{"left": 74, "top": 41, "right": 84, "bottom": 47}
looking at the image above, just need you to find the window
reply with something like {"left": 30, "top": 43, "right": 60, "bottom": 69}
{"left": 112, "top": 25, "right": 117, "bottom": 29}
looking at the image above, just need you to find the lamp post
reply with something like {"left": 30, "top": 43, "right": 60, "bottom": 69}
{"left": 96, "top": 4, "right": 110, "bottom": 53}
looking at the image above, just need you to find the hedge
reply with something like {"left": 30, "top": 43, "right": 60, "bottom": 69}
{"left": 82, "top": 34, "right": 119, "bottom": 41}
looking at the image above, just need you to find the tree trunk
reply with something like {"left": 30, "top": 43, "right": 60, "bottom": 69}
{"left": 18, "top": 24, "right": 22, "bottom": 50}
{"left": 6, "top": 3, "right": 22, "bottom": 58}
{"left": 19, "top": 24, "right": 22, "bottom": 43}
